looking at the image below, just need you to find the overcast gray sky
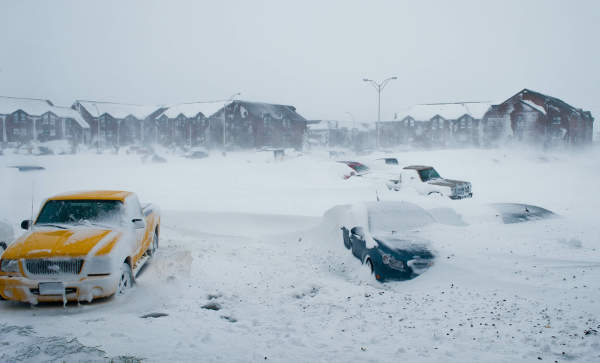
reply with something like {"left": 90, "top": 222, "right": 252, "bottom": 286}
{"left": 0, "top": 0, "right": 598, "bottom": 123}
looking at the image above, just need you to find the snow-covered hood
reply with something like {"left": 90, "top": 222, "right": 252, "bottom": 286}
{"left": 372, "top": 234, "right": 432, "bottom": 252}
{"left": 427, "top": 178, "right": 470, "bottom": 187}
{"left": 2, "top": 228, "right": 122, "bottom": 259}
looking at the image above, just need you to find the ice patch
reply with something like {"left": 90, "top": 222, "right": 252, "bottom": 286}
{"left": 0, "top": 324, "right": 142, "bottom": 362}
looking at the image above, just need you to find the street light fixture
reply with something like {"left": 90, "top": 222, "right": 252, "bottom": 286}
{"left": 363, "top": 76, "right": 397, "bottom": 149}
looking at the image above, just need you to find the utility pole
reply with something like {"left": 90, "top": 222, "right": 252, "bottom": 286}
{"left": 363, "top": 76, "right": 397, "bottom": 149}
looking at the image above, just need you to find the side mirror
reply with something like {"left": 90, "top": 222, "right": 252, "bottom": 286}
{"left": 350, "top": 226, "right": 364, "bottom": 239}
{"left": 21, "top": 220, "right": 32, "bottom": 230}
{"left": 0, "top": 241, "right": 7, "bottom": 252}
{"left": 132, "top": 218, "right": 146, "bottom": 229}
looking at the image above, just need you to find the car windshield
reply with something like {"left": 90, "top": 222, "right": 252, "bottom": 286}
{"left": 418, "top": 168, "right": 441, "bottom": 182}
{"left": 35, "top": 200, "right": 124, "bottom": 227}
{"left": 348, "top": 162, "right": 368, "bottom": 173}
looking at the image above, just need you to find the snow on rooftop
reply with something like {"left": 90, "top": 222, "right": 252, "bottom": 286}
{"left": 0, "top": 96, "right": 54, "bottom": 116}
{"left": 0, "top": 96, "right": 89, "bottom": 128}
{"left": 158, "top": 101, "right": 223, "bottom": 119}
{"left": 76, "top": 100, "right": 160, "bottom": 119}
{"left": 521, "top": 100, "right": 546, "bottom": 115}
{"left": 398, "top": 102, "right": 492, "bottom": 121}
{"left": 54, "top": 106, "right": 90, "bottom": 129}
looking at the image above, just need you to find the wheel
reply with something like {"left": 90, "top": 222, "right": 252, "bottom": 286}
{"left": 117, "top": 262, "right": 133, "bottom": 295}
{"left": 147, "top": 231, "right": 159, "bottom": 256}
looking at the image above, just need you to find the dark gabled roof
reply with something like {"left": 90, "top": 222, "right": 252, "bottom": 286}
{"left": 223, "top": 100, "right": 307, "bottom": 123}
{"left": 501, "top": 89, "right": 580, "bottom": 114}
{"left": 403, "top": 165, "right": 433, "bottom": 171}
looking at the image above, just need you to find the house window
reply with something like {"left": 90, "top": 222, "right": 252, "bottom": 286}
{"left": 552, "top": 116, "right": 561, "bottom": 125}
{"left": 460, "top": 119, "right": 466, "bottom": 128}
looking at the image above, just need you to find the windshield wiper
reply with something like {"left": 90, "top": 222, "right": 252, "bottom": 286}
{"left": 36, "top": 223, "right": 68, "bottom": 229}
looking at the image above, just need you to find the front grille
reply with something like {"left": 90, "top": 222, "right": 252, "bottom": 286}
{"left": 454, "top": 184, "right": 470, "bottom": 196}
{"left": 25, "top": 259, "right": 84, "bottom": 275}
{"left": 30, "top": 287, "right": 77, "bottom": 295}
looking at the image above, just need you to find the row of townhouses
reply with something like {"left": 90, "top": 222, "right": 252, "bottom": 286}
{"left": 376, "top": 89, "right": 595, "bottom": 148}
{"left": 0, "top": 97, "right": 308, "bottom": 151}
{"left": 306, "top": 89, "right": 594, "bottom": 150}
{"left": 0, "top": 89, "right": 594, "bottom": 152}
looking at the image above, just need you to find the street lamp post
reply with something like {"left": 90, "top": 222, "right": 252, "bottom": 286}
{"left": 222, "top": 92, "right": 241, "bottom": 155}
{"left": 363, "top": 76, "right": 397, "bottom": 149}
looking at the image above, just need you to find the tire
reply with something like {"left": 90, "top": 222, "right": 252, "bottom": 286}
{"left": 147, "top": 231, "right": 159, "bottom": 257}
{"left": 117, "top": 262, "right": 133, "bottom": 295}
{"left": 428, "top": 191, "right": 444, "bottom": 197}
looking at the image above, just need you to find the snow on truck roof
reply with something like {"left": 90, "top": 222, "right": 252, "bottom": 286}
{"left": 48, "top": 190, "right": 134, "bottom": 202}
{"left": 403, "top": 165, "right": 433, "bottom": 170}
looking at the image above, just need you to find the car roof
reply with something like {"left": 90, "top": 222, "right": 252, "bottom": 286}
{"left": 47, "top": 190, "right": 133, "bottom": 202}
{"left": 403, "top": 165, "right": 433, "bottom": 171}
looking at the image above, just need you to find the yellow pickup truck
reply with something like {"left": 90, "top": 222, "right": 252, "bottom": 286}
{"left": 0, "top": 190, "right": 160, "bottom": 304}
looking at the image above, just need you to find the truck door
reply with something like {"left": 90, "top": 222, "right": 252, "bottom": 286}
{"left": 125, "top": 195, "right": 147, "bottom": 261}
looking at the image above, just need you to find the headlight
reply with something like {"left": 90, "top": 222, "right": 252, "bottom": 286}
{"left": 407, "top": 258, "right": 433, "bottom": 274}
{"left": 381, "top": 253, "right": 406, "bottom": 271}
{"left": 85, "top": 256, "right": 114, "bottom": 276}
{"left": 1, "top": 259, "right": 20, "bottom": 273}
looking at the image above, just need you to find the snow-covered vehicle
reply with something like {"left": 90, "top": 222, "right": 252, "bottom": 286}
{"left": 0, "top": 220, "right": 13, "bottom": 252}
{"left": 337, "top": 161, "right": 369, "bottom": 179}
{"left": 387, "top": 165, "right": 472, "bottom": 199}
{"left": 185, "top": 149, "right": 209, "bottom": 159}
{"left": 0, "top": 190, "right": 160, "bottom": 304}
{"left": 340, "top": 201, "right": 435, "bottom": 281}
{"left": 490, "top": 203, "right": 555, "bottom": 224}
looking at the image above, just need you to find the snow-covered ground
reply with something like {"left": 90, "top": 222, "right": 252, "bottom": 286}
{"left": 0, "top": 147, "right": 599, "bottom": 362}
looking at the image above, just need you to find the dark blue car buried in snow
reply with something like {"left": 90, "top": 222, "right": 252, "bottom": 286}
{"left": 340, "top": 201, "right": 435, "bottom": 282}
{"left": 338, "top": 201, "right": 556, "bottom": 282}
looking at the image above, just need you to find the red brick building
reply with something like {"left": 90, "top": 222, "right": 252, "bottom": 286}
{"left": 481, "top": 89, "right": 594, "bottom": 147}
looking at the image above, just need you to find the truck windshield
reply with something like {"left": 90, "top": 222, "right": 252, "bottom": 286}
{"left": 418, "top": 168, "right": 441, "bottom": 182}
{"left": 35, "top": 200, "right": 124, "bottom": 227}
